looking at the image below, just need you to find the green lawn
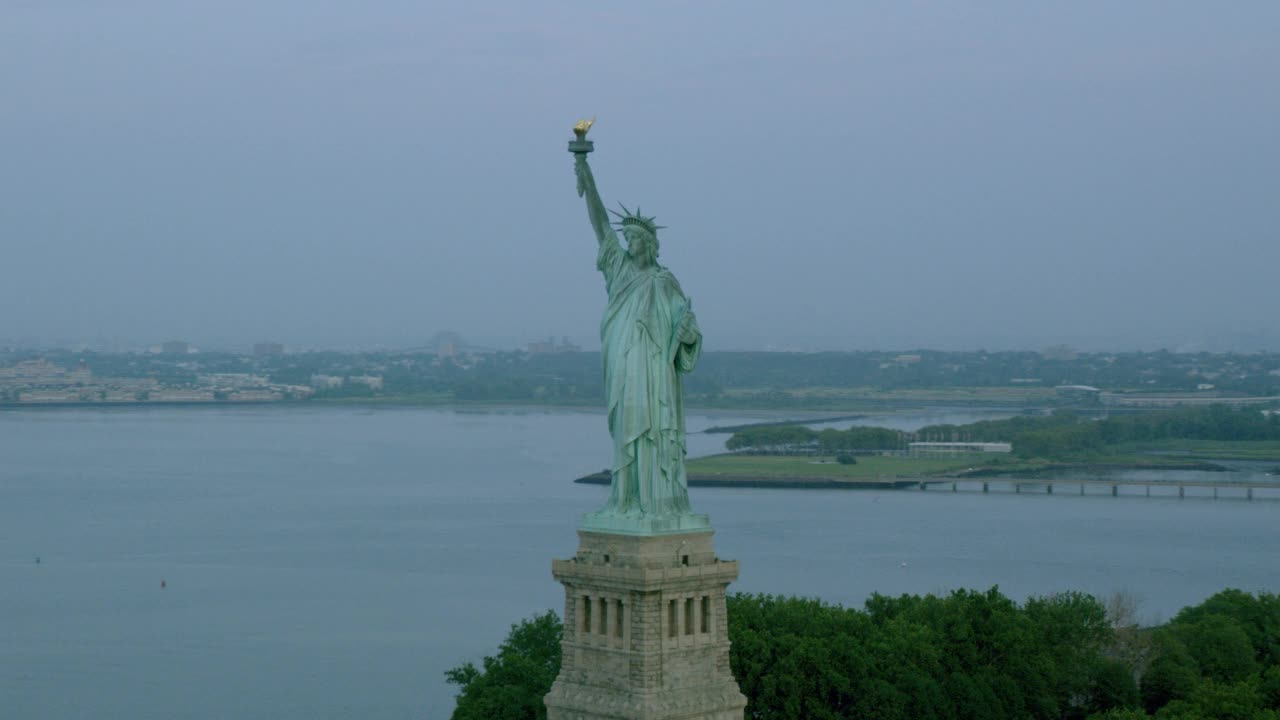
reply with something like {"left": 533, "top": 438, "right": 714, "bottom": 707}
{"left": 720, "top": 385, "right": 1057, "bottom": 403}
{"left": 687, "top": 453, "right": 992, "bottom": 478}
{"left": 685, "top": 439, "right": 1280, "bottom": 483}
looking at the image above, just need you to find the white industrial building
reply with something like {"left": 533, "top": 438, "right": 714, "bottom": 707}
{"left": 909, "top": 442, "right": 1012, "bottom": 455}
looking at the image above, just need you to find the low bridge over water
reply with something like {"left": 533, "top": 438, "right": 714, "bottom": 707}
{"left": 579, "top": 470, "right": 1280, "bottom": 499}
{"left": 915, "top": 477, "right": 1280, "bottom": 500}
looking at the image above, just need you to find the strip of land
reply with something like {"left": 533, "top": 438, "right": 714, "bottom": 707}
{"left": 575, "top": 442, "right": 1280, "bottom": 491}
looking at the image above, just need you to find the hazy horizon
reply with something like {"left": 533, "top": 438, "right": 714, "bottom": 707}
{"left": 8, "top": 330, "right": 1280, "bottom": 356}
{"left": 4, "top": 2, "right": 1278, "bottom": 353}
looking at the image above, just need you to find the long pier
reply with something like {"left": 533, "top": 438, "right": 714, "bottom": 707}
{"left": 574, "top": 470, "right": 1280, "bottom": 500}
{"left": 914, "top": 476, "right": 1279, "bottom": 500}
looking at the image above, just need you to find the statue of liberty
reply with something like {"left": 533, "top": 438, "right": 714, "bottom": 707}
{"left": 570, "top": 121, "right": 709, "bottom": 533}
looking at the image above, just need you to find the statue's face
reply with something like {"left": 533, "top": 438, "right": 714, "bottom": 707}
{"left": 625, "top": 228, "right": 657, "bottom": 268}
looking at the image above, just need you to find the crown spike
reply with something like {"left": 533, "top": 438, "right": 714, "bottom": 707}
{"left": 609, "top": 203, "right": 664, "bottom": 237}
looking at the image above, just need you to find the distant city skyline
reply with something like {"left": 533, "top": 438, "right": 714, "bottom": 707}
{"left": 4, "top": 324, "right": 1280, "bottom": 355}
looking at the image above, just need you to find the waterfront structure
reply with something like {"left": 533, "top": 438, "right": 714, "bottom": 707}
{"left": 150, "top": 389, "right": 216, "bottom": 402}
{"left": 0, "top": 358, "right": 308, "bottom": 405}
{"left": 909, "top": 441, "right": 1013, "bottom": 455}
{"left": 1055, "top": 384, "right": 1102, "bottom": 400}
{"left": 545, "top": 123, "right": 746, "bottom": 719}
{"left": 1099, "top": 392, "right": 1280, "bottom": 408}
{"left": 199, "top": 373, "right": 269, "bottom": 388}
{"left": 0, "top": 359, "right": 89, "bottom": 385}
{"left": 16, "top": 390, "right": 80, "bottom": 403}
{"left": 226, "top": 389, "right": 284, "bottom": 401}
{"left": 349, "top": 375, "right": 384, "bottom": 390}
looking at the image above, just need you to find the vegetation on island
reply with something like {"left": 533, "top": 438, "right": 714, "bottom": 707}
{"left": 916, "top": 405, "right": 1280, "bottom": 460}
{"left": 712, "top": 406, "right": 1280, "bottom": 475}
{"left": 447, "top": 588, "right": 1280, "bottom": 720}
{"left": 726, "top": 424, "right": 904, "bottom": 453}
{"left": 687, "top": 453, "right": 989, "bottom": 480}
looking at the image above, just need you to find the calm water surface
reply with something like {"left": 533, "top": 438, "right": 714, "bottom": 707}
{"left": 2, "top": 407, "right": 1277, "bottom": 719}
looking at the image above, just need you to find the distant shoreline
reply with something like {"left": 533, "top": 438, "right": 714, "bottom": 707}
{"left": 0, "top": 399, "right": 287, "bottom": 411}
{"left": 572, "top": 470, "right": 919, "bottom": 489}
{"left": 574, "top": 455, "right": 1280, "bottom": 490}
{"left": 0, "top": 396, "right": 1040, "bottom": 415}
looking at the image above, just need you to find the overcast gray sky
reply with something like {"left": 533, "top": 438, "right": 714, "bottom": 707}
{"left": 3, "top": 1, "right": 1277, "bottom": 352}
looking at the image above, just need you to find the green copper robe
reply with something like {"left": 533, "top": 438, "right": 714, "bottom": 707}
{"left": 597, "top": 234, "right": 701, "bottom": 517}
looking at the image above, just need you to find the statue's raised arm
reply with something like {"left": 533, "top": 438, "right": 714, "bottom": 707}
{"left": 574, "top": 155, "right": 614, "bottom": 246}
{"left": 569, "top": 119, "right": 616, "bottom": 247}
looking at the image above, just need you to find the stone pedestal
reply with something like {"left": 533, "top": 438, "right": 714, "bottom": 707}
{"left": 544, "top": 530, "right": 747, "bottom": 720}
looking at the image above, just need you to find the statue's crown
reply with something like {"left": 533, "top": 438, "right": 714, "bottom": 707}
{"left": 609, "top": 204, "right": 665, "bottom": 237}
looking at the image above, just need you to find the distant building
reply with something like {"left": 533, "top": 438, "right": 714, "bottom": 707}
{"left": 199, "top": 373, "right": 269, "bottom": 388}
{"left": 909, "top": 442, "right": 1012, "bottom": 455}
{"left": 0, "top": 359, "right": 88, "bottom": 386}
{"left": 1, "top": 357, "right": 309, "bottom": 406}
{"left": 893, "top": 354, "right": 922, "bottom": 365}
{"left": 161, "top": 341, "right": 190, "bottom": 354}
{"left": 349, "top": 375, "right": 384, "bottom": 391}
{"left": 149, "top": 389, "right": 215, "bottom": 402}
{"left": 69, "top": 359, "right": 92, "bottom": 384}
{"left": 1055, "top": 385, "right": 1102, "bottom": 401}
{"left": 311, "top": 374, "right": 344, "bottom": 390}
{"left": 528, "top": 336, "right": 582, "bottom": 354}
{"left": 254, "top": 342, "right": 285, "bottom": 357}
{"left": 429, "top": 331, "right": 465, "bottom": 356}
{"left": 17, "top": 390, "right": 80, "bottom": 403}
{"left": 227, "top": 390, "right": 283, "bottom": 402}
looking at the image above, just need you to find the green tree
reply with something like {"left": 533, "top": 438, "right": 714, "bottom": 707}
{"left": 451, "top": 589, "right": 1280, "bottom": 720}
{"left": 1089, "top": 657, "right": 1141, "bottom": 715}
{"left": 1086, "top": 709, "right": 1151, "bottom": 720}
{"left": 1173, "top": 615, "right": 1258, "bottom": 683}
{"left": 1142, "top": 631, "right": 1200, "bottom": 713}
{"left": 727, "top": 593, "right": 873, "bottom": 719}
{"left": 1151, "top": 701, "right": 1204, "bottom": 720}
{"left": 446, "top": 611, "right": 561, "bottom": 720}
{"left": 1261, "top": 666, "right": 1280, "bottom": 710}
{"left": 725, "top": 425, "right": 817, "bottom": 451}
{"left": 1172, "top": 589, "right": 1280, "bottom": 668}
{"left": 1158, "top": 678, "right": 1271, "bottom": 720}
